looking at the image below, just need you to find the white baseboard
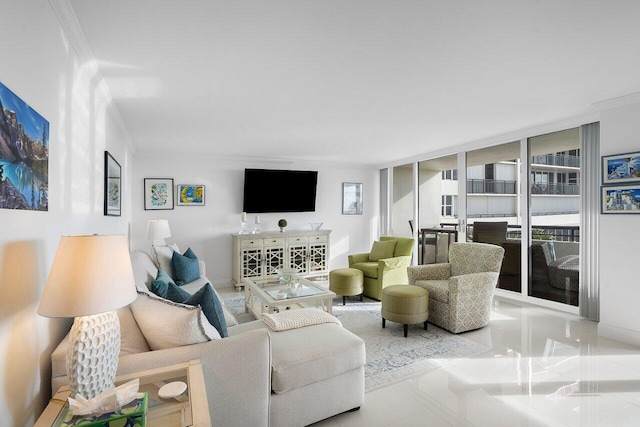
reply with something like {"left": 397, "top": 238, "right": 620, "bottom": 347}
{"left": 598, "top": 323, "right": 640, "bottom": 347}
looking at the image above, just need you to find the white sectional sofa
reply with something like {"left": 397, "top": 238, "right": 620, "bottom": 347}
{"left": 50, "top": 251, "right": 365, "bottom": 427}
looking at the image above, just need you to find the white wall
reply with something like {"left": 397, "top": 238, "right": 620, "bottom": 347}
{"left": 131, "top": 153, "right": 379, "bottom": 286}
{"left": 0, "top": 3, "right": 133, "bottom": 425}
{"left": 598, "top": 102, "right": 640, "bottom": 346}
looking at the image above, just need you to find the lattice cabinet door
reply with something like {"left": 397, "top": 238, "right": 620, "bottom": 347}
{"left": 241, "top": 247, "right": 263, "bottom": 280}
{"left": 288, "top": 244, "right": 308, "bottom": 273}
{"left": 308, "top": 243, "right": 328, "bottom": 273}
{"left": 264, "top": 246, "right": 286, "bottom": 276}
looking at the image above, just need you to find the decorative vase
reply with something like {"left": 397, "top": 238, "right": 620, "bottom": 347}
{"left": 278, "top": 219, "right": 287, "bottom": 233}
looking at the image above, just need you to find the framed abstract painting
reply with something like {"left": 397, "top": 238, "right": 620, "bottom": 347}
{"left": 144, "top": 178, "right": 174, "bottom": 210}
{"left": 177, "top": 184, "right": 205, "bottom": 206}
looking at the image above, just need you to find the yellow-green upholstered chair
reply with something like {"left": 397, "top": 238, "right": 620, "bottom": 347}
{"left": 408, "top": 242, "right": 504, "bottom": 334}
{"left": 348, "top": 236, "right": 414, "bottom": 300}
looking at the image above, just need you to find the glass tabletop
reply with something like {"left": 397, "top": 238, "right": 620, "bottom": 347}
{"left": 249, "top": 277, "right": 330, "bottom": 302}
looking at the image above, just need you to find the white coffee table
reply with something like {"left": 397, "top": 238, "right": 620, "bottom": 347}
{"left": 244, "top": 276, "right": 336, "bottom": 318}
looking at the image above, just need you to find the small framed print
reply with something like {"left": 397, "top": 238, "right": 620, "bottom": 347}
{"left": 144, "top": 178, "right": 174, "bottom": 210}
{"left": 342, "top": 182, "right": 363, "bottom": 215}
{"left": 602, "top": 152, "right": 640, "bottom": 184}
{"left": 601, "top": 185, "right": 640, "bottom": 214}
{"left": 177, "top": 184, "right": 205, "bottom": 206}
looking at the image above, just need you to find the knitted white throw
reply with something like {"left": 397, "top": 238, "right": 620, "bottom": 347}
{"left": 261, "top": 308, "right": 342, "bottom": 331}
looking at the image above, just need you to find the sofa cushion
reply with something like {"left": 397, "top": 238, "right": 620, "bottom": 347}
{"left": 351, "top": 262, "right": 379, "bottom": 279}
{"left": 171, "top": 248, "right": 200, "bottom": 284}
{"left": 230, "top": 320, "right": 365, "bottom": 394}
{"left": 152, "top": 243, "right": 180, "bottom": 279}
{"left": 369, "top": 240, "right": 396, "bottom": 261}
{"left": 130, "top": 291, "right": 220, "bottom": 350}
{"left": 116, "top": 305, "right": 150, "bottom": 355}
{"left": 131, "top": 251, "right": 159, "bottom": 291}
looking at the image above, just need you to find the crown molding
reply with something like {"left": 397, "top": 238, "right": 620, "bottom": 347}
{"left": 592, "top": 92, "right": 640, "bottom": 111}
{"left": 48, "top": 0, "right": 135, "bottom": 153}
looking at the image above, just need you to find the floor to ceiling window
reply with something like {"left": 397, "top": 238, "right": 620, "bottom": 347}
{"left": 383, "top": 122, "right": 597, "bottom": 314}
{"left": 466, "top": 141, "right": 521, "bottom": 293}
{"left": 528, "top": 128, "right": 580, "bottom": 306}
{"left": 417, "top": 154, "right": 458, "bottom": 263}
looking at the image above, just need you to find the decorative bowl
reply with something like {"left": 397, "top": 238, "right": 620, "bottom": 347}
{"left": 276, "top": 268, "right": 299, "bottom": 284}
{"left": 309, "top": 222, "right": 323, "bottom": 230}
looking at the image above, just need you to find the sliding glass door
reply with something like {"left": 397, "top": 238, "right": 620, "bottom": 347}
{"left": 384, "top": 123, "right": 595, "bottom": 313}
{"left": 528, "top": 129, "right": 580, "bottom": 306}
{"left": 466, "top": 141, "right": 522, "bottom": 293}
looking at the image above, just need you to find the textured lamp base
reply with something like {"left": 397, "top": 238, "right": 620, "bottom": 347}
{"left": 66, "top": 311, "right": 121, "bottom": 399}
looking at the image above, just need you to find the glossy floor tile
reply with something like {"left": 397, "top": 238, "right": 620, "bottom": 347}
{"left": 218, "top": 288, "right": 640, "bottom": 426}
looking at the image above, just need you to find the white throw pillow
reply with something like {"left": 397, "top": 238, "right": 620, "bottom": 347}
{"left": 130, "top": 291, "right": 221, "bottom": 350}
{"left": 152, "top": 243, "right": 180, "bottom": 279}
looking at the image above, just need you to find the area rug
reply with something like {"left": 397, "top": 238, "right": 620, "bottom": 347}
{"left": 223, "top": 295, "right": 490, "bottom": 392}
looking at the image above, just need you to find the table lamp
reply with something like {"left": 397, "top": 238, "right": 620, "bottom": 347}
{"left": 38, "top": 234, "right": 137, "bottom": 399}
{"left": 147, "top": 219, "right": 171, "bottom": 246}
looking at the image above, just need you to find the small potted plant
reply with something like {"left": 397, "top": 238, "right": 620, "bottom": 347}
{"left": 278, "top": 219, "right": 287, "bottom": 232}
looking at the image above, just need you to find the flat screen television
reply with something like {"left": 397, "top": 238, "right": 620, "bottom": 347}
{"left": 243, "top": 168, "right": 318, "bottom": 213}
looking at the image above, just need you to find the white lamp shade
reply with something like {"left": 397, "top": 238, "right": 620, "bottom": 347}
{"left": 38, "top": 235, "right": 137, "bottom": 318}
{"left": 147, "top": 219, "right": 171, "bottom": 240}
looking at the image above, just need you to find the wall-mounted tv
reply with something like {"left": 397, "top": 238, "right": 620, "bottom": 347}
{"left": 243, "top": 168, "right": 318, "bottom": 213}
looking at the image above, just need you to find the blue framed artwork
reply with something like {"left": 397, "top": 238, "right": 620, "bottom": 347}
{"left": 144, "top": 178, "right": 174, "bottom": 210}
{"left": 601, "top": 185, "right": 640, "bottom": 214}
{"left": 177, "top": 184, "right": 205, "bottom": 206}
{"left": 602, "top": 152, "right": 640, "bottom": 184}
{"left": 0, "top": 81, "right": 49, "bottom": 210}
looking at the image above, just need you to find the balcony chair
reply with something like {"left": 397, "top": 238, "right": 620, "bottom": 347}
{"left": 407, "top": 242, "right": 505, "bottom": 334}
{"left": 348, "top": 236, "right": 414, "bottom": 300}
{"left": 472, "top": 221, "right": 508, "bottom": 245}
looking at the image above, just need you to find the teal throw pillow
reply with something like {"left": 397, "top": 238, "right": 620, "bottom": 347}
{"left": 171, "top": 248, "right": 200, "bottom": 285}
{"left": 184, "top": 284, "right": 228, "bottom": 338}
{"left": 165, "top": 281, "right": 192, "bottom": 303}
{"left": 163, "top": 282, "right": 228, "bottom": 338}
{"left": 151, "top": 268, "right": 175, "bottom": 298}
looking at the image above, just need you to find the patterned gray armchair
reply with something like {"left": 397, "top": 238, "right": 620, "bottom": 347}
{"left": 408, "top": 242, "right": 505, "bottom": 334}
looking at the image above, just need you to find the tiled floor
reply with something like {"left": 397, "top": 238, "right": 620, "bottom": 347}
{"left": 218, "top": 288, "right": 640, "bottom": 426}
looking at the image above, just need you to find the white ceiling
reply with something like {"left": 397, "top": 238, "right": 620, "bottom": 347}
{"left": 67, "top": 0, "right": 640, "bottom": 167}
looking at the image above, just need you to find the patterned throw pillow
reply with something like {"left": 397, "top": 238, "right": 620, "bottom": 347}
{"left": 369, "top": 240, "right": 397, "bottom": 261}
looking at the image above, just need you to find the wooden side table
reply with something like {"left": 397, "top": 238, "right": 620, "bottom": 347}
{"left": 35, "top": 359, "right": 211, "bottom": 427}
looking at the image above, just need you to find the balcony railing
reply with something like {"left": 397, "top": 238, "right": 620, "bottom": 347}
{"left": 467, "top": 179, "right": 516, "bottom": 194}
{"left": 531, "top": 153, "right": 580, "bottom": 168}
{"left": 466, "top": 179, "right": 580, "bottom": 196}
{"left": 531, "top": 183, "right": 579, "bottom": 195}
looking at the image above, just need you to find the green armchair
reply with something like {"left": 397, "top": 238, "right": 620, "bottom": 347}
{"left": 348, "top": 236, "right": 414, "bottom": 300}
